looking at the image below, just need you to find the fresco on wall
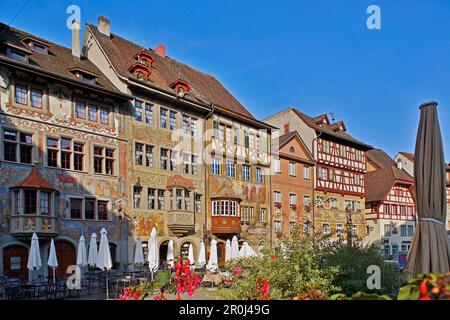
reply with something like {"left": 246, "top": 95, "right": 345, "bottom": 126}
{"left": 131, "top": 214, "right": 165, "bottom": 238}
{"left": 59, "top": 220, "right": 128, "bottom": 241}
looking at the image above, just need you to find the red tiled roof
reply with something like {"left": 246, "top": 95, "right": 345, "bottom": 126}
{"left": 13, "top": 167, "right": 58, "bottom": 191}
{"left": 0, "top": 23, "right": 118, "bottom": 93}
{"left": 365, "top": 165, "right": 413, "bottom": 203}
{"left": 87, "top": 24, "right": 255, "bottom": 119}
{"left": 366, "top": 148, "right": 397, "bottom": 169}
{"left": 291, "top": 108, "right": 372, "bottom": 150}
{"left": 166, "top": 175, "right": 194, "bottom": 190}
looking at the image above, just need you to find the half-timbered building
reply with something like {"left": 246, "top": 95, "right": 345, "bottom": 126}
{"left": 264, "top": 108, "right": 372, "bottom": 242}
{"left": 364, "top": 149, "right": 416, "bottom": 262}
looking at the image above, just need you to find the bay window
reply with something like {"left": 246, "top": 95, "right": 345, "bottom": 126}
{"left": 211, "top": 199, "right": 239, "bottom": 216}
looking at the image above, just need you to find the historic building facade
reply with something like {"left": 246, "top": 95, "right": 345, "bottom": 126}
{"left": 83, "top": 17, "right": 273, "bottom": 263}
{"left": 270, "top": 131, "right": 314, "bottom": 239}
{"left": 364, "top": 149, "right": 416, "bottom": 263}
{"left": 264, "top": 108, "right": 371, "bottom": 242}
{"left": 0, "top": 22, "right": 130, "bottom": 279}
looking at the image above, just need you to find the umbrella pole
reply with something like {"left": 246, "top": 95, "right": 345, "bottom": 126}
{"left": 105, "top": 270, "right": 109, "bottom": 300}
{"left": 53, "top": 268, "right": 55, "bottom": 284}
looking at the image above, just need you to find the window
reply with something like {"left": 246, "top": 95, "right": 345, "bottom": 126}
{"left": 100, "top": 108, "right": 109, "bottom": 125}
{"left": 176, "top": 189, "right": 182, "bottom": 210}
{"left": 392, "top": 244, "right": 399, "bottom": 256}
{"left": 408, "top": 225, "right": 414, "bottom": 237}
{"left": 274, "top": 221, "right": 282, "bottom": 233}
{"left": 7, "top": 49, "right": 27, "bottom": 62}
{"left": 195, "top": 194, "right": 201, "bottom": 212}
{"left": 94, "top": 146, "right": 115, "bottom": 175}
{"left": 158, "top": 190, "right": 165, "bottom": 210}
{"left": 184, "top": 190, "right": 191, "bottom": 211}
{"left": 316, "top": 196, "right": 324, "bottom": 208}
{"left": 401, "top": 225, "right": 407, "bottom": 237}
{"left": 261, "top": 208, "right": 266, "bottom": 223}
{"left": 273, "top": 158, "right": 281, "bottom": 173}
{"left": 76, "top": 102, "right": 85, "bottom": 119}
{"left": 289, "top": 162, "right": 296, "bottom": 176}
{"left": 22, "top": 190, "right": 37, "bottom": 215}
{"left": 47, "top": 138, "right": 58, "bottom": 167}
{"left": 160, "top": 148, "right": 168, "bottom": 170}
{"left": 85, "top": 198, "right": 95, "bottom": 220}
{"left": 384, "top": 224, "right": 392, "bottom": 237}
{"left": 256, "top": 167, "right": 263, "bottom": 183}
{"left": 191, "top": 155, "right": 198, "bottom": 175}
{"left": 212, "top": 200, "right": 239, "bottom": 216}
{"left": 401, "top": 245, "right": 408, "bottom": 253}
{"left": 135, "top": 100, "right": 143, "bottom": 121}
{"left": 322, "top": 140, "right": 330, "bottom": 154}
{"left": 19, "top": 132, "right": 32, "bottom": 164}
{"left": 133, "top": 186, "right": 142, "bottom": 209}
{"left": 227, "top": 161, "right": 236, "bottom": 178}
{"left": 70, "top": 199, "right": 82, "bottom": 219}
{"left": 160, "top": 108, "right": 167, "bottom": 128}
{"left": 345, "top": 200, "right": 361, "bottom": 212}
{"left": 60, "top": 138, "right": 71, "bottom": 169}
{"left": 183, "top": 115, "right": 190, "bottom": 135}
{"left": 31, "top": 42, "right": 48, "bottom": 54}
{"left": 329, "top": 169, "right": 334, "bottom": 182}
{"left": 219, "top": 124, "right": 225, "bottom": 141}
{"left": 242, "top": 207, "right": 249, "bottom": 221}
{"left": 15, "top": 84, "right": 28, "bottom": 105}
{"left": 289, "top": 194, "right": 297, "bottom": 206}
{"left": 98, "top": 201, "right": 108, "bottom": 220}
{"left": 135, "top": 143, "right": 144, "bottom": 165}
{"left": 303, "top": 165, "right": 310, "bottom": 180}
{"left": 339, "top": 145, "right": 346, "bottom": 157}
{"left": 336, "top": 224, "right": 344, "bottom": 234}
{"left": 354, "top": 174, "right": 361, "bottom": 186}
{"left": 74, "top": 142, "right": 84, "bottom": 171}
{"left": 3, "top": 130, "right": 17, "bottom": 162}
{"left": 322, "top": 223, "right": 330, "bottom": 234}
{"left": 330, "top": 197, "right": 338, "bottom": 209}
{"left": 30, "top": 88, "right": 42, "bottom": 109}
{"left": 351, "top": 225, "right": 357, "bottom": 236}
{"left": 88, "top": 105, "right": 98, "bottom": 122}
{"left": 145, "top": 103, "right": 153, "bottom": 125}
{"left": 242, "top": 164, "right": 250, "bottom": 181}
{"left": 303, "top": 195, "right": 311, "bottom": 208}
{"left": 183, "top": 154, "right": 191, "bottom": 174}
{"left": 318, "top": 167, "right": 328, "bottom": 180}
{"left": 145, "top": 145, "right": 154, "bottom": 167}
{"left": 212, "top": 158, "right": 221, "bottom": 175}
{"left": 355, "top": 150, "right": 362, "bottom": 162}
{"left": 169, "top": 111, "right": 177, "bottom": 130}
{"left": 383, "top": 245, "right": 390, "bottom": 257}
{"left": 274, "top": 191, "right": 281, "bottom": 204}
{"left": 225, "top": 126, "right": 232, "bottom": 144}
{"left": 148, "top": 188, "right": 156, "bottom": 210}
{"left": 170, "top": 150, "right": 177, "bottom": 171}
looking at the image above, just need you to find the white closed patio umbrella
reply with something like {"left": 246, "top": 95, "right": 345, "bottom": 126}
{"left": 167, "top": 239, "right": 174, "bottom": 266}
{"left": 88, "top": 233, "right": 98, "bottom": 268}
{"left": 148, "top": 227, "right": 159, "bottom": 279}
{"left": 231, "top": 236, "right": 239, "bottom": 260}
{"left": 188, "top": 243, "right": 195, "bottom": 266}
{"left": 28, "top": 233, "right": 42, "bottom": 282}
{"left": 225, "top": 239, "right": 232, "bottom": 262}
{"left": 239, "top": 242, "right": 257, "bottom": 258}
{"left": 77, "top": 235, "right": 88, "bottom": 267}
{"left": 197, "top": 241, "right": 206, "bottom": 267}
{"left": 134, "top": 237, "right": 145, "bottom": 266}
{"left": 206, "top": 239, "right": 218, "bottom": 271}
{"left": 47, "top": 238, "right": 58, "bottom": 283}
{"left": 97, "top": 228, "right": 112, "bottom": 299}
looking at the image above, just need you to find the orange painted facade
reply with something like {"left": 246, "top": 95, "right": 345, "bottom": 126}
{"left": 271, "top": 133, "right": 314, "bottom": 238}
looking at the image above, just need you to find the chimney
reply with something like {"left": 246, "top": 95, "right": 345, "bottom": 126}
{"left": 397, "top": 159, "right": 403, "bottom": 170}
{"left": 71, "top": 20, "right": 81, "bottom": 58}
{"left": 155, "top": 44, "right": 166, "bottom": 58}
{"left": 98, "top": 16, "right": 111, "bottom": 38}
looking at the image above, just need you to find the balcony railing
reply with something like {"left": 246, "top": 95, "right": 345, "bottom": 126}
{"left": 211, "top": 216, "right": 241, "bottom": 234}
{"left": 10, "top": 215, "right": 58, "bottom": 236}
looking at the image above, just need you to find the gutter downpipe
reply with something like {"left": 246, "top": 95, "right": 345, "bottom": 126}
{"left": 203, "top": 104, "right": 216, "bottom": 245}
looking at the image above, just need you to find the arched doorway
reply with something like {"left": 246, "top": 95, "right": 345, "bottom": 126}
{"left": 159, "top": 241, "right": 169, "bottom": 264}
{"left": 180, "top": 242, "right": 190, "bottom": 259}
{"left": 217, "top": 242, "right": 225, "bottom": 266}
{"left": 53, "top": 241, "right": 76, "bottom": 277}
{"left": 3, "top": 245, "right": 28, "bottom": 279}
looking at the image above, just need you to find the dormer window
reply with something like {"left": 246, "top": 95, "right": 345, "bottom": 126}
{"left": 21, "top": 36, "right": 50, "bottom": 55}
{"left": 69, "top": 68, "right": 99, "bottom": 85}
{"left": 6, "top": 48, "right": 28, "bottom": 62}
{"left": 169, "top": 79, "right": 191, "bottom": 97}
{"left": 129, "top": 51, "right": 154, "bottom": 81}
{"left": 31, "top": 42, "right": 48, "bottom": 54}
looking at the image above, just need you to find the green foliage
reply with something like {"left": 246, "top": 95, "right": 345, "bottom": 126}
{"left": 218, "top": 233, "right": 341, "bottom": 300}
{"left": 327, "top": 244, "right": 400, "bottom": 297}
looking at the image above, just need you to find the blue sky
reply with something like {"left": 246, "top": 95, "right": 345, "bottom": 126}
{"left": 1, "top": 0, "right": 450, "bottom": 159}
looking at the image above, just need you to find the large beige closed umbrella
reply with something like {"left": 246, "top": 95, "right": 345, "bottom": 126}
{"left": 28, "top": 233, "right": 42, "bottom": 282}
{"left": 406, "top": 101, "right": 450, "bottom": 275}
